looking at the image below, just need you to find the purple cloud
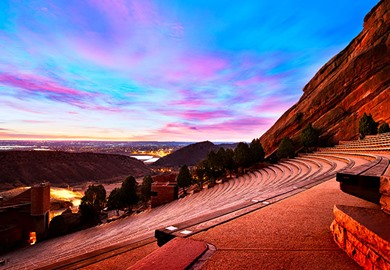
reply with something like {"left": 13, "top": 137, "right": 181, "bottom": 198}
{"left": 150, "top": 116, "right": 274, "bottom": 141}
{"left": 0, "top": 72, "right": 92, "bottom": 100}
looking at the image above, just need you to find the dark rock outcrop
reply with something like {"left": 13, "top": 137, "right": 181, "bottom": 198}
{"left": 153, "top": 141, "right": 236, "bottom": 167}
{"left": 260, "top": 0, "right": 390, "bottom": 154}
{"left": 0, "top": 151, "right": 151, "bottom": 189}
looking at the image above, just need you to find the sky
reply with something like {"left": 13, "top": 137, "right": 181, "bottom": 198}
{"left": 0, "top": 0, "right": 378, "bottom": 142}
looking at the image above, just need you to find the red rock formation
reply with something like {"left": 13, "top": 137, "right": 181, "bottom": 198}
{"left": 260, "top": 0, "right": 390, "bottom": 155}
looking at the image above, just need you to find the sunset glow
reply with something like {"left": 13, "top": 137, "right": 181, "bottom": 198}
{"left": 50, "top": 187, "right": 83, "bottom": 208}
{"left": 0, "top": 1, "right": 377, "bottom": 142}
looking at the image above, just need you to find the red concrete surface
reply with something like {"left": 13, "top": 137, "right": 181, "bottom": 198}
{"left": 127, "top": 237, "right": 207, "bottom": 270}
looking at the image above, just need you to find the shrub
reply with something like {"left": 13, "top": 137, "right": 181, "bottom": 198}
{"left": 378, "top": 122, "right": 390, "bottom": 134}
{"left": 301, "top": 124, "right": 319, "bottom": 150}
{"left": 359, "top": 113, "right": 378, "bottom": 137}
{"left": 277, "top": 137, "right": 295, "bottom": 159}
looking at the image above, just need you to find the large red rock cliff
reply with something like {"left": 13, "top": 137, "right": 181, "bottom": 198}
{"left": 260, "top": 0, "right": 390, "bottom": 155}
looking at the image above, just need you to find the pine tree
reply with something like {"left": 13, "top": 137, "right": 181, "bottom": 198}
{"left": 141, "top": 175, "right": 153, "bottom": 202}
{"left": 177, "top": 165, "right": 192, "bottom": 193}
{"left": 233, "top": 142, "right": 251, "bottom": 169}
{"left": 277, "top": 137, "right": 295, "bottom": 159}
{"left": 121, "top": 176, "right": 139, "bottom": 208}
{"left": 79, "top": 184, "right": 106, "bottom": 225}
{"left": 107, "top": 188, "right": 123, "bottom": 215}
{"left": 249, "top": 138, "right": 265, "bottom": 164}
{"left": 301, "top": 124, "right": 319, "bottom": 151}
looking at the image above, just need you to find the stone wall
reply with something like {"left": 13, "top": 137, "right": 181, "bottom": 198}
{"left": 330, "top": 205, "right": 390, "bottom": 269}
{"left": 380, "top": 166, "right": 390, "bottom": 214}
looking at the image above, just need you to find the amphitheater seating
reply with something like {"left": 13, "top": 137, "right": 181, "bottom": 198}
{"left": 320, "top": 133, "right": 390, "bottom": 204}
{"left": 3, "top": 133, "right": 390, "bottom": 270}
{"left": 320, "top": 132, "right": 390, "bottom": 153}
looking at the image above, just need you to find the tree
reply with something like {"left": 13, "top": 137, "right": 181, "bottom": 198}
{"left": 79, "top": 203, "right": 100, "bottom": 225}
{"left": 277, "top": 137, "right": 295, "bottom": 159}
{"left": 121, "top": 176, "right": 139, "bottom": 208}
{"left": 79, "top": 184, "right": 106, "bottom": 225}
{"left": 194, "top": 163, "right": 206, "bottom": 187}
{"left": 207, "top": 151, "right": 218, "bottom": 170}
{"left": 106, "top": 176, "right": 139, "bottom": 215}
{"left": 359, "top": 113, "right": 378, "bottom": 137}
{"left": 249, "top": 138, "right": 265, "bottom": 164}
{"left": 224, "top": 148, "right": 236, "bottom": 177}
{"left": 48, "top": 214, "right": 67, "bottom": 237}
{"left": 301, "top": 124, "right": 319, "bottom": 151}
{"left": 80, "top": 184, "right": 106, "bottom": 212}
{"left": 107, "top": 187, "right": 123, "bottom": 215}
{"left": 234, "top": 142, "right": 251, "bottom": 170}
{"left": 378, "top": 122, "right": 390, "bottom": 134}
{"left": 177, "top": 165, "right": 192, "bottom": 193}
{"left": 206, "top": 148, "right": 226, "bottom": 180}
{"left": 141, "top": 175, "right": 153, "bottom": 202}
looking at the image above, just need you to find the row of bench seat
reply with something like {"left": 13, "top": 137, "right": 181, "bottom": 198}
{"left": 6, "top": 133, "right": 389, "bottom": 269}
{"left": 3, "top": 152, "right": 350, "bottom": 270}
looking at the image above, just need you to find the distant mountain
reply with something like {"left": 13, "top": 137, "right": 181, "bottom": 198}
{"left": 153, "top": 141, "right": 237, "bottom": 167}
{"left": 260, "top": 0, "right": 390, "bottom": 155}
{"left": 0, "top": 151, "right": 151, "bottom": 190}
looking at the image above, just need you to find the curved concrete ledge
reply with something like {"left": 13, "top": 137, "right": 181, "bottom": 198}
{"left": 127, "top": 237, "right": 209, "bottom": 270}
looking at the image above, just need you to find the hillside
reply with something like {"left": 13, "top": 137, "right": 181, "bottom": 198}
{"left": 260, "top": 0, "right": 390, "bottom": 155}
{"left": 0, "top": 151, "right": 151, "bottom": 190}
{"left": 153, "top": 141, "right": 236, "bottom": 167}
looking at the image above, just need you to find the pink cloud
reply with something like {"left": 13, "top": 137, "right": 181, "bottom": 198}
{"left": 21, "top": 120, "right": 53, "bottom": 124}
{"left": 0, "top": 130, "right": 103, "bottom": 140}
{"left": 253, "top": 96, "right": 295, "bottom": 114}
{"left": 0, "top": 100, "right": 44, "bottom": 114}
{"left": 130, "top": 0, "right": 157, "bottom": 25}
{"left": 90, "top": 105, "right": 124, "bottom": 113}
{"left": 181, "top": 110, "right": 232, "bottom": 121}
{"left": 235, "top": 75, "right": 266, "bottom": 87}
{"left": 0, "top": 72, "right": 89, "bottom": 96}
{"left": 154, "top": 106, "right": 231, "bottom": 122}
{"left": 151, "top": 116, "right": 274, "bottom": 141}
{"left": 0, "top": 72, "right": 119, "bottom": 111}
{"left": 183, "top": 55, "right": 227, "bottom": 78}
{"left": 88, "top": 0, "right": 158, "bottom": 27}
{"left": 87, "top": 0, "right": 131, "bottom": 27}
{"left": 158, "top": 54, "right": 228, "bottom": 83}
{"left": 168, "top": 89, "right": 212, "bottom": 107}
{"left": 208, "top": 117, "right": 274, "bottom": 132}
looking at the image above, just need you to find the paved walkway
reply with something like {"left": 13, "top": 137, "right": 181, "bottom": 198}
{"left": 190, "top": 178, "right": 378, "bottom": 269}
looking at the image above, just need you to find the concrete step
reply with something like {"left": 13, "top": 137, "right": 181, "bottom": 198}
{"left": 127, "top": 237, "right": 209, "bottom": 270}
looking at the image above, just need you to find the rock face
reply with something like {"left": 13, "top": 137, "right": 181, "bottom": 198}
{"left": 260, "top": 0, "right": 390, "bottom": 155}
{"left": 0, "top": 151, "right": 151, "bottom": 189}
